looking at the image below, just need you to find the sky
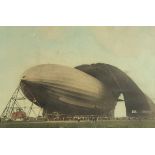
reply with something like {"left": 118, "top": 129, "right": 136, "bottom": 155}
{"left": 0, "top": 26, "right": 155, "bottom": 116}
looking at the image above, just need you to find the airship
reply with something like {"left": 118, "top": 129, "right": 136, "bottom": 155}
{"left": 20, "top": 63, "right": 155, "bottom": 117}
{"left": 20, "top": 64, "right": 116, "bottom": 115}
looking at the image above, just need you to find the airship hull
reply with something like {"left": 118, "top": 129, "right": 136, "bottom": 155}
{"left": 20, "top": 64, "right": 108, "bottom": 115}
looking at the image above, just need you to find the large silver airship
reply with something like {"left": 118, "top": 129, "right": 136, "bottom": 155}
{"left": 20, "top": 64, "right": 116, "bottom": 115}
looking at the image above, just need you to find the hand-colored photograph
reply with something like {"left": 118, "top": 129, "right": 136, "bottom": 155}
{"left": 0, "top": 26, "right": 155, "bottom": 128}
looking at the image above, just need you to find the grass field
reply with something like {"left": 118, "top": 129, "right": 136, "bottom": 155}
{"left": 1, "top": 120, "right": 155, "bottom": 128}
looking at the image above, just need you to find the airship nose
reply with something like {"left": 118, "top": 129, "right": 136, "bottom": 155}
{"left": 21, "top": 75, "right": 30, "bottom": 83}
{"left": 20, "top": 75, "right": 35, "bottom": 85}
{"left": 22, "top": 75, "right": 26, "bottom": 80}
{"left": 20, "top": 76, "right": 29, "bottom": 85}
{"left": 21, "top": 72, "right": 37, "bottom": 82}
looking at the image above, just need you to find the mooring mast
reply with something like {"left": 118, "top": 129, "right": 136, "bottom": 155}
{"left": 1, "top": 85, "right": 42, "bottom": 121}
